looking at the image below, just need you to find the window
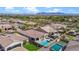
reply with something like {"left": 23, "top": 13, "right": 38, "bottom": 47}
{"left": 36, "top": 38, "right": 39, "bottom": 41}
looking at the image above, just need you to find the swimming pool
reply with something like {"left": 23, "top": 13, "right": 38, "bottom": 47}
{"left": 36, "top": 39, "right": 50, "bottom": 47}
{"left": 50, "top": 44, "right": 63, "bottom": 51}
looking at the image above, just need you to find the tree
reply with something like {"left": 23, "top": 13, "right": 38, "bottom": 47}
{"left": 23, "top": 40, "right": 27, "bottom": 45}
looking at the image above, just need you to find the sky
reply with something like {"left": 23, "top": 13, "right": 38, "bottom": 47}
{"left": 0, "top": 0, "right": 79, "bottom": 7}
{"left": 0, "top": 0, "right": 79, "bottom": 14}
{"left": 0, "top": 7, "right": 79, "bottom": 14}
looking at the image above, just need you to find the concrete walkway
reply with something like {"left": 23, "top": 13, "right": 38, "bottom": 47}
{"left": 9, "top": 47, "right": 28, "bottom": 51}
{"left": 38, "top": 47, "right": 50, "bottom": 51}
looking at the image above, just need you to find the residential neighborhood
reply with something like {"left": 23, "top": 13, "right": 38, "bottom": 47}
{"left": 0, "top": 15, "right": 79, "bottom": 51}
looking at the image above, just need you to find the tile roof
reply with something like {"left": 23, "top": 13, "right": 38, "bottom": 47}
{"left": 0, "top": 33, "right": 26, "bottom": 47}
{"left": 65, "top": 41, "right": 79, "bottom": 51}
{"left": 0, "top": 35, "right": 13, "bottom": 47}
{"left": 18, "top": 29, "right": 45, "bottom": 38}
{"left": 41, "top": 25, "right": 57, "bottom": 33}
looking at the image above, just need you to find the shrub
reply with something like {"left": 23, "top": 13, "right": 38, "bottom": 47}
{"left": 61, "top": 39, "right": 69, "bottom": 43}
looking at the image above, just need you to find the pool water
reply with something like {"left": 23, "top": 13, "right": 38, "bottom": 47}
{"left": 51, "top": 44, "right": 63, "bottom": 51}
{"left": 36, "top": 39, "right": 49, "bottom": 47}
{"left": 40, "top": 40, "right": 49, "bottom": 46}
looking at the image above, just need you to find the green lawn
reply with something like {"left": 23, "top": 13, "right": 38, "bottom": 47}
{"left": 23, "top": 43, "right": 40, "bottom": 51}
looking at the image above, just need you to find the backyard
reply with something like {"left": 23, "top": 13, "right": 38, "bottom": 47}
{"left": 23, "top": 42, "right": 40, "bottom": 51}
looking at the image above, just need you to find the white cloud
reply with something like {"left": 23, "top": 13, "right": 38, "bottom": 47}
{"left": 45, "top": 7, "right": 51, "bottom": 8}
{"left": 25, "top": 7, "right": 39, "bottom": 13}
{"left": 5, "top": 7, "right": 14, "bottom": 10}
{"left": 5, "top": 7, "right": 14, "bottom": 12}
{"left": 4, "top": 7, "right": 20, "bottom": 13}
{"left": 49, "top": 8, "right": 63, "bottom": 12}
{"left": 4, "top": 7, "right": 39, "bottom": 14}
{"left": 4, "top": 7, "right": 14, "bottom": 12}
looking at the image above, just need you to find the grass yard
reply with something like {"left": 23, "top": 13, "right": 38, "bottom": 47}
{"left": 23, "top": 43, "right": 40, "bottom": 51}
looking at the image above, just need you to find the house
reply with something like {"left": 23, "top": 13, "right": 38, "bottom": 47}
{"left": 26, "top": 21, "right": 36, "bottom": 25}
{"left": 50, "top": 23, "right": 67, "bottom": 30}
{"left": 0, "top": 36, "right": 13, "bottom": 51}
{"left": 67, "top": 29, "right": 77, "bottom": 36}
{"left": 65, "top": 41, "right": 79, "bottom": 51}
{"left": 40, "top": 25, "right": 60, "bottom": 39}
{"left": 40, "top": 23, "right": 66, "bottom": 33}
{"left": 0, "top": 33, "right": 27, "bottom": 51}
{"left": 16, "top": 19, "right": 26, "bottom": 24}
{"left": 0, "top": 23, "right": 15, "bottom": 33}
{"left": 64, "top": 35, "right": 79, "bottom": 51}
{"left": 75, "top": 35, "right": 79, "bottom": 41}
{"left": 17, "top": 29, "right": 47, "bottom": 42}
{"left": 50, "top": 23, "right": 67, "bottom": 33}
{"left": 40, "top": 25, "right": 57, "bottom": 33}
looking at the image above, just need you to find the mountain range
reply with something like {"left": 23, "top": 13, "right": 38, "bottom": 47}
{"left": 0, "top": 12, "right": 79, "bottom": 16}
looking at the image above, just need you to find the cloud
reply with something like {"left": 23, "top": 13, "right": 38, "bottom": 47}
{"left": 5, "top": 7, "right": 14, "bottom": 10}
{"left": 5, "top": 7, "right": 14, "bottom": 12}
{"left": 45, "top": 7, "right": 51, "bottom": 8}
{"left": 4, "top": 7, "right": 40, "bottom": 14}
{"left": 4, "top": 7, "right": 20, "bottom": 14}
{"left": 49, "top": 8, "right": 63, "bottom": 12}
{"left": 24, "top": 7, "right": 39, "bottom": 13}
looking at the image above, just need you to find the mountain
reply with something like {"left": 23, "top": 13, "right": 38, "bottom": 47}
{"left": 0, "top": 12, "right": 79, "bottom": 16}
{"left": 36, "top": 12, "right": 79, "bottom": 16}
{"left": 37, "top": 12, "right": 65, "bottom": 15}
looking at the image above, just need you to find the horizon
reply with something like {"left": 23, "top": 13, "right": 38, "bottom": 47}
{"left": 0, "top": 7, "right": 79, "bottom": 14}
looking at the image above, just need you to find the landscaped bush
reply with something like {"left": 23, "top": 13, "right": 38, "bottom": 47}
{"left": 61, "top": 39, "right": 69, "bottom": 43}
{"left": 23, "top": 40, "right": 27, "bottom": 45}
{"left": 0, "top": 29, "right": 2, "bottom": 33}
{"left": 67, "top": 35, "right": 75, "bottom": 41}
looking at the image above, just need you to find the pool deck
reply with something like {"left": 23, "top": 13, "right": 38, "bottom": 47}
{"left": 38, "top": 47, "right": 50, "bottom": 51}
